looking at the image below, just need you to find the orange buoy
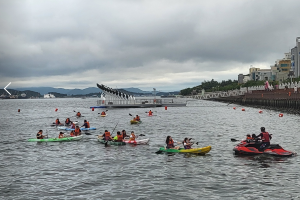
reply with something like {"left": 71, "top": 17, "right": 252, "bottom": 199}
{"left": 92, "top": 108, "right": 94, "bottom": 111}
{"left": 279, "top": 113, "right": 283, "bottom": 117}
{"left": 18, "top": 109, "right": 20, "bottom": 112}
{"left": 233, "top": 107, "right": 236, "bottom": 110}
{"left": 242, "top": 108, "right": 245, "bottom": 111}
{"left": 259, "top": 110, "right": 263, "bottom": 113}
{"left": 165, "top": 106, "right": 167, "bottom": 110}
{"left": 55, "top": 108, "right": 58, "bottom": 112}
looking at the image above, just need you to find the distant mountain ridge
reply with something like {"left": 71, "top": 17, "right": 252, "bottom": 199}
{"left": 13, "top": 87, "right": 179, "bottom": 96}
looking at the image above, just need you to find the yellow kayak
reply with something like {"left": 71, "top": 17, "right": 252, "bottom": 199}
{"left": 130, "top": 120, "right": 142, "bottom": 124}
{"left": 156, "top": 146, "right": 211, "bottom": 154}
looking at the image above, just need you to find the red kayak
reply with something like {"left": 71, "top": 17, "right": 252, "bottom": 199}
{"left": 233, "top": 140, "right": 295, "bottom": 157}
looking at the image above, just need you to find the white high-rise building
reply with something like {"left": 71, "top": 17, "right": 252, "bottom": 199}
{"left": 291, "top": 37, "right": 300, "bottom": 77}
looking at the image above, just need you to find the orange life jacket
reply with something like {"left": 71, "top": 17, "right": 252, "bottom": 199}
{"left": 246, "top": 136, "right": 252, "bottom": 140}
{"left": 149, "top": 111, "right": 152, "bottom": 115}
{"left": 105, "top": 131, "right": 111, "bottom": 137}
{"left": 86, "top": 121, "right": 90, "bottom": 128}
{"left": 133, "top": 117, "right": 136, "bottom": 121}
{"left": 74, "top": 128, "right": 81, "bottom": 136}
{"left": 136, "top": 116, "right": 140, "bottom": 121}
{"left": 129, "top": 134, "right": 136, "bottom": 141}
{"left": 70, "top": 131, "right": 75, "bottom": 137}
{"left": 117, "top": 134, "right": 123, "bottom": 141}
{"left": 77, "top": 112, "right": 81, "bottom": 117}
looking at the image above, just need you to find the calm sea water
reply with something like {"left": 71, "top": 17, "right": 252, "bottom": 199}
{"left": 1, "top": 98, "right": 300, "bottom": 200}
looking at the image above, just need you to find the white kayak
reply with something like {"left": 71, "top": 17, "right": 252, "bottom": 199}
{"left": 124, "top": 138, "right": 150, "bottom": 145}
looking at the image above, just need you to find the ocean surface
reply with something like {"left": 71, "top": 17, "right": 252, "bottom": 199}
{"left": 1, "top": 98, "right": 300, "bottom": 200}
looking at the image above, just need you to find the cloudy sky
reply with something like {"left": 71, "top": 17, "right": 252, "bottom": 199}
{"left": 1, "top": 0, "right": 300, "bottom": 91}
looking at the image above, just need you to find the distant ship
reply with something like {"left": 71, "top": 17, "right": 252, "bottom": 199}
{"left": 44, "top": 94, "right": 56, "bottom": 98}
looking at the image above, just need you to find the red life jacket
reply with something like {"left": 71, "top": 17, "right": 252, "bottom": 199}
{"left": 101, "top": 112, "right": 105, "bottom": 115}
{"left": 261, "top": 132, "right": 270, "bottom": 142}
{"left": 77, "top": 112, "right": 81, "bottom": 117}
{"left": 56, "top": 119, "right": 59, "bottom": 124}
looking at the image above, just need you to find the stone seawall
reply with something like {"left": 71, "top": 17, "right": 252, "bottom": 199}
{"left": 208, "top": 89, "right": 300, "bottom": 114}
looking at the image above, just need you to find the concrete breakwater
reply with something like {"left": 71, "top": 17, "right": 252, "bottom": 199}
{"left": 209, "top": 88, "right": 300, "bottom": 114}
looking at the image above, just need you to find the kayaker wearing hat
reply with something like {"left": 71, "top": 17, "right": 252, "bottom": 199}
{"left": 257, "top": 127, "right": 272, "bottom": 150}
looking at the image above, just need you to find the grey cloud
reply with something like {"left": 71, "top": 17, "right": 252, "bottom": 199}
{"left": 1, "top": 0, "right": 300, "bottom": 90}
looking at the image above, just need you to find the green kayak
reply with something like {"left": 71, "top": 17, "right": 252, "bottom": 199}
{"left": 28, "top": 135, "right": 83, "bottom": 142}
{"left": 98, "top": 138, "right": 126, "bottom": 146}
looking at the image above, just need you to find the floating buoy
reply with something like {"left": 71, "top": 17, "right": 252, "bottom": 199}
{"left": 92, "top": 108, "right": 94, "bottom": 111}
{"left": 165, "top": 106, "right": 167, "bottom": 110}
{"left": 242, "top": 108, "right": 245, "bottom": 111}
{"left": 279, "top": 113, "right": 283, "bottom": 117}
{"left": 18, "top": 109, "right": 20, "bottom": 112}
{"left": 55, "top": 108, "right": 58, "bottom": 112}
{"left": 233, "top": 107, "right": 236, "bottom": 110}
{"left": 259, "top": 110, "right": 263, "bottom": 113}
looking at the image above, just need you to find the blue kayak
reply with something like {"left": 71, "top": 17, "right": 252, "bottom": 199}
{"left": 58, "top": 127, "right": 96, "bottom": 131}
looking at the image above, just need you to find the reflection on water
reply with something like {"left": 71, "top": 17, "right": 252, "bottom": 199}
{"left": 1, "top": 98, "right": 300, "bottom": 199}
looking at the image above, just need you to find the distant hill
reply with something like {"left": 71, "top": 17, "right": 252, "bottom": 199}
{"left": 13, "top": 86, "right": 179, "bottom": 96}
{"left": 14, "top": 87, "right": 101, "bottom": 95}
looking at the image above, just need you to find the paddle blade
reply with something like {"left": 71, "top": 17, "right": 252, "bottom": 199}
{"left": 84, "top": 132, "right": 92, "bottom": 135}
{"left": 231, "top": 138, "right": 238, "bottom": 142}
{"left": 105, "top": 141, "right": 108, "bottom": 147}
{"left": 155, "top": 150, "right": 163, "bottom": 154}
{"left": 129, "top": 113, "right": 132, "bottom": 116}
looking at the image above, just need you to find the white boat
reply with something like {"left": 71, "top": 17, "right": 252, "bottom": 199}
{"left": 44, "top": 94, "right": 56, "bottom": 98}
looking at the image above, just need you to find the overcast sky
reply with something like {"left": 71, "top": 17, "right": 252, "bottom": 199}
{"left": 1, "top": 0, "right": 300, "bottom": 91}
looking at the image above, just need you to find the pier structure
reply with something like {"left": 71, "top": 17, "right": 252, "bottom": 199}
{"left": 92, "top": 83, "right": 186, "bottom": 108}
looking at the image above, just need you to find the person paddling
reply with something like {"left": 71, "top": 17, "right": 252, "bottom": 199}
{"left": 136, "top": 115, "right": 140, "bottom": 121}
{"left": 182, "top": 138, "right": 193, "bottom": 149}
{"left": 129, "top": 131, "right": 137, "bottom": 141}
{"left": 166, "top": 136, "right": 179, "bottom": 149}
{"left": 122, "top": 130, "right": 128, "bottom": 139}
{"left": 70, "top": 122, "right": 76, "bottom": 129}
{"left": 55, "top": 118, "right": 62, "bottom": 125}
{"left": 102, "top": 130, "right": 113, "bottom": 141}
{"left": 74, "top": 126, "right": 81, "bottom": 136}
{"left": 59, "top": 132, "right": 65, "bottom": 138}
{"left": 36, "top": 130, "right": 45, "bottom": 139}
{"left": 114, "top": 131, "right": 123, "bottom": 142}
{"left": 65, "top": 118, "right": 71, "bottom": 125}
{"left": 148, "top": 110, "right": 153, "bottom": 116}
{"left": 257, "top": 127, "right": 272, "bottom": 151}
{"left": 76, "top": 112, "right": 81, "bottom": 117}
{"left": 101, "top": 111, "right": 106, "bottom": 115}
{"left": 81, "top": 120, "right": 90, "bottom": 128}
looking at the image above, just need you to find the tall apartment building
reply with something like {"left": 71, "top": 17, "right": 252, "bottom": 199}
{"left": 291, "top": 37, "right": 300, "bottom": 77}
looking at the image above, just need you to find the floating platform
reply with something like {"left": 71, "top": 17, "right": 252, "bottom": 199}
{"left": 91, "top": 98, "right": 186, "bottom": 109}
